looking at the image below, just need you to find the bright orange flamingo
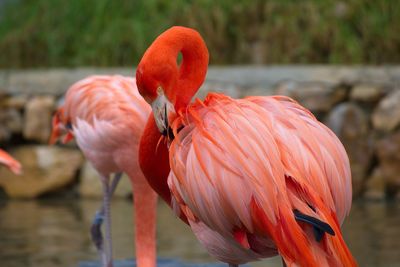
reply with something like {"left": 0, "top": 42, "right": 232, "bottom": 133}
{"left": 50, "top": 75, "right": 157, "bottom": 267}
{"left": 137, "top": 26, "right": 357, "bottom": 267}
{"left": 0, "top": 149, "right": 21, "bottom": 175}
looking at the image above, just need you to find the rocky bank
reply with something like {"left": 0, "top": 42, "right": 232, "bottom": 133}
{"left": 0, "top": 66, "right": 399, "bottom": 200}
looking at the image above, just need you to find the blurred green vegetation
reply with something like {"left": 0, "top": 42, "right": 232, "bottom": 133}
{"left": 0, "top": 0, "right": 399, "bottom": 68}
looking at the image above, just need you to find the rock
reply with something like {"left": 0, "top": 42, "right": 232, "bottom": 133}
{"left": 0, "top": 108, "right": 23, "bottom": 134}
{"left": 372, "top": 90, "right": 400, "bottom": 132}
{"left": 3, "top": 66, "right": 400, "bottom": 95}
{"left": 79, "top": 161, "right": 132, "bottom": 198}
{"left": 0, "top": 146, "right": 83, "bottom": 198}
{"left": 350, "top": 84, "right": 386, "bottom": 102}
{"left": 23, "top": 95, "right": 55, "bottom": 143}
{"left": 0, "top": 125, "right": 10, "bottom": 142}
{"left": 0, "top": 107, "right": 22, "bottom": 141}
{"left": 5, "top": 68, "right": 132, "bottom": 95}
{"left": 275, "top": 81, "right": 347, "bottom": 113}
{"left": 325, "top": 103, "right": 373, "bottom": 196}
{"left": 241, "top": 86, "right": 275, "bottom": 97}
{"left": 375, "top": 131, "right": 400, "bottom": 196}
{"left": 195, "top": 82, "right": 242, "bottom": 100}
{"left": 364, "top": 168, "right": 386, "bottom": 200}
{"left": 0, "top": 94, "right": 29, "bottom": 110}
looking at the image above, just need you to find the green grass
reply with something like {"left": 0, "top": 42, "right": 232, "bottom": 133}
{"left": 0, "top": 0, "right": 399, "bottom": 68}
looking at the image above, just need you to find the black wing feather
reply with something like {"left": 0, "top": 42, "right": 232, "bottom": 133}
{"left": 294, "top": 209, "right": 335, "bottom": 242}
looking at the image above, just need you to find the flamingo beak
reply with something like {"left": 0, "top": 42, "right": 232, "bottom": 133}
{"left": 62, "top": 131, "right": 74, "bottom": 144}
{"left": 49, "top": 128, "right": 59, "bottom": 145}
{"left": 151, "top": 87, "right": 175, "bottom": 137}
{"left": 49, "top": 115, "right": 61, "bottom": 145}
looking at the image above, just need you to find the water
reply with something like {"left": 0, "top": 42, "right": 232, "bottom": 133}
{"left": 0, "top": 198, "right": 399, "bottom": 267}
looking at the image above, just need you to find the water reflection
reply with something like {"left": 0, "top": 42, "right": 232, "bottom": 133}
{"left": 0, "top": 199, "right": 399, "bottom": 267}
{"left": 342, "top": 201, "right": 400, "bottom": 267}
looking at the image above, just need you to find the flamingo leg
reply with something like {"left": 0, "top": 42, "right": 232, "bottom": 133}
{"left": 131, "top": 179, "right": 158, "bottom": 267}
{"left": 100, "top": 174, "right": 114, "bottom": 267}
{"left": 91, "top": 173, "right": 123, "bottom": 253}
{"left": 228, "top": 264, "right": 239, "bottom": 267}
{"left": 109, "top": 172, "right": 123, "bottom": 195}
{"left": 91, "top": 173, "right": 122, "bottom": 267}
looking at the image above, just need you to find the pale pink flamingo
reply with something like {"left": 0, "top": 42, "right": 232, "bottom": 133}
{"left": 0, "top": 149, "right": 21, "bottom": 175}
{"left": 137, "top": 26, "right": 357, "bottom": 267}
{"left": 50, "top": 75, "right": 157, "bottom": 267}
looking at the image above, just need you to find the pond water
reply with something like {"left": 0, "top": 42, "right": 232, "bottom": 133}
{"left": 0, "top": 198, "right": 399, "bottom": 267}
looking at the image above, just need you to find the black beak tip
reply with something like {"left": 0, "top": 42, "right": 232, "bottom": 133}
{"left": 161, "top": 126, "right": 175, "bottom": 140}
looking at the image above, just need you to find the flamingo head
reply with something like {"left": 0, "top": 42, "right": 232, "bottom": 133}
{"left": 136, "top": 26, "right": 209, "bottom": 136}
{"left": 136, "top": 62, "right": 177, "bottom": 136}
{"left": 49, "top": 107, "right": 74, "bottom": 145}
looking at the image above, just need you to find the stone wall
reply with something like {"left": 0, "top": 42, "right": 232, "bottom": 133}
{"left": 0, "top": 67, "right": 399, "bottom": 200}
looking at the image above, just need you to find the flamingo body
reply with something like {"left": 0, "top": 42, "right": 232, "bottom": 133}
{"left": 168, "top": 93, "right": 353, "bottom": 266}
{"left": 63, "top": 76, "right": 149, "bottom": 176}
{"left": 52, "top": 75, "right": 157, "bottom": 267}
{"left": 137, "top": 26, "right": 356, "bottom": 267}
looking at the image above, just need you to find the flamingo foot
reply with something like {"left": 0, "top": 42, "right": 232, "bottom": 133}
{"left": 90, "top": 210, "right": 104, "bottom": 251}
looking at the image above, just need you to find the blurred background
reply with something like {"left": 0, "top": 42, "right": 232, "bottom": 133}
{"left": 0, "top": 0, "right": 399, "bottom": 267}
{"left": 1, "top": 0, "right": 400, "bottom": 67}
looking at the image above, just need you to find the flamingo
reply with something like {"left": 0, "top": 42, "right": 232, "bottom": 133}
{"left": 50, "top": 75, "right": 157, "bottom": 267}
{"left": 0, "top": 149, "right": 21, "bottom": 175}
{"left": 137, "top": 26, "right": 357, "bottom": 266}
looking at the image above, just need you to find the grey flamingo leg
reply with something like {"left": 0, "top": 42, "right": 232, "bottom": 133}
{"left": 91, "top": 173, "right": 122, "bottom": 248}
{"left": 102, "top": 174, "right": 113, "bottom": 267}
{"left": 91, "top": 173, "right": 122, "bottom": 267}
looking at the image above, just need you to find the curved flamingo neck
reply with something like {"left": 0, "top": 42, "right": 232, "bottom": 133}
{"left": 139, "top": 117, "right": 189, "bottom": 224}
{"left": 141, "top": 26, "right": 209, "bottom": 112}
{"left": 174, "top": 28, "right": 209, "bottom": 111}
{"left": 139, "top": 115, "right": 171, "bottom": 204}
{"left": 138, "top": 27, "right": 205, "bottom": 225}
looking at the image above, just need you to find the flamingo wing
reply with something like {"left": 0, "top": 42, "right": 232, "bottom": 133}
{"left": 246, "top": 95, "right": 352, "bottom": 224}
{"left": 168, "top": 93, "right": 356, "bottom": 267}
